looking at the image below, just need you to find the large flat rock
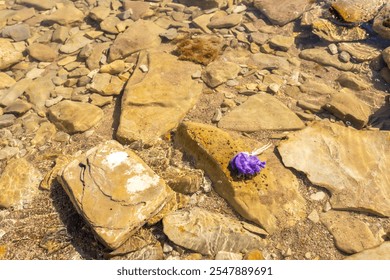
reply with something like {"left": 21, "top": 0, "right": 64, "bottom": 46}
{"left": 163, "top": 207, "right": 266, "bottom": 256}
{"left": 325, "top": 88, "right": 371, "bottom": 129}
{"left": 176, "top": 122, "right": 306, "bottom": 233}
{"left": 254, "top": 0, "right": 311, "bottom": 26}
{"left": 344, "top": 242, "right": 390, "bottom": 260}
{"left": 116, "top": 51, "right": 202, "bottom": 144}
{"left": 218, "top": 94, "right": 305, "bottom": 131}
{"left": 278, "top": 121, "right": 390, "bottom": 217}
{"left": 48, "top": 100, "right": 104, "bottom": 134}
{"left": 108, "top": 20, "right": 164, "bottom": 62}
{"left": 16, "top": 0, "right": 56, "bottom": 10}
{"left": 320, "top": 210, "right": 382, "bottom": 254}
{"left": 58, "top": 140, "right": 173, "bottom": 249}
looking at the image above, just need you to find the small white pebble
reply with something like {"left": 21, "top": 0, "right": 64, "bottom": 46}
{"left": 139, "top": 64, "right": 149, "bottom": 73}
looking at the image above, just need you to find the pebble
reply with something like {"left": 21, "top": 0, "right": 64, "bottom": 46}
{"left": 139, "top": 64, "right": 149, "bottom": 73}
{"left": 324, "top": 201, "right": 332, "bottom": 212}
{"left": 191, "top": 70, "right": 202, "bottom": 79}
{"left": 304, "top": 252, "right": 312, "bottom": 259}
{"left": 310, "top": 191, "right": 327, "bottom": 201}
{"left": 308, "top": 209, "right": 320, "bottom": 223}
{"left": 163, "top": 243, "right": 173, "bottom": 253}
{"left": 268, "top": 83, "right": 280, "bottom": 94}
{"left": 328, "top": 43, "right": 338, "bottom": 55}
{"left": 211, "top": 108, "right": 222, "bottom": 123}
{"left": 339, "top": 51, "right": 351, "bottom": 62}
{"left": 226, "top": 79, "right": 239, "bottom": 87}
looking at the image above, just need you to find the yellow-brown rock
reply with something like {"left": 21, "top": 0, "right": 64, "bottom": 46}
{"left": 278, "top": 121, "right": 390, "bottom": 217}
{"left": 48, "top": 100, "right": 104, "bottom": 134}
{"left": 0, "top": 158, "right": 42, "bottom": 208}
{"left": 345, "top": 242, "right": 390, "bottom": 260}
{"left": 218, "top": 93, "right": 305, "bottom": 132}
{"left": 331, "top": 0, "right": 385, "bottom": 23}
{"left": 320, "top": 210, "right": 382, "bottom": 254}
{"left": 108, "top": 20, "right": 164, "bottom": 62}
{"left": 58, "top": 140, "right": 173, "bottom": 249}
{"left": 117, "top": 51, "right": 202, "bottom": 144}
{"left": 244, "top": 249, "right": 265, "bottom": 260}
{"left": 325, "top": 88, "right": 371, "bottom": 129}
{"left": 0, "top": 38, "right": 24, "bottom": 70}
{"left": 163, "top": 207, "right": 266, "bottom": 256}
{"left": 175, "top": 122, "right": 306, "bottom": 233}
{"left": 312, "top": 19, "right": 368, "bottom": 42}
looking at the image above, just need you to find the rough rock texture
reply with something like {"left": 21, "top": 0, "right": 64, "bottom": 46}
{"left": 0, "top": 78, "right": 31, "bottom": 107}
{"left": 325, "top": 88, "right": 371, "bottom": 129}
{"left": 278, "top": 121, "right": 390, "bottom": 217}
{"left": 0, "top": 73, "right": 16, "bottom": 89}
{"left": 201, "top": 60, "right": 241, "bottom": 88}
{"left": 176, "top": 122, "right": 306, "bottom": 233}
{"left": 218, "top": 94, "right": 305, "bottom": 131}
{"left": 108, "top": 20, "right": 164, "bottom": 62}
{"left": 247, "top": 53, "right": 290, "bottom": 72}
{"left": 373, "top": 4, "right": 390, "bottom": 39}
{"left": 58, "top": 140, "right": 173, "bottom": 249}
{"left": 299, "top": 48, "right": 360, "bottom": 72}
{"left": 43, "top": 5, "right": 85, "bottom": 26}
{"left": 320, "top": 211, "right": 383, "bottom": 254}
{"left": 0, "top": 158, "right": 42, "bottom": 209}
{"left": 1, "top": 24, "right": 31, "bottom": 42}
{"left": 25, "top": 75, "right": 55, "bottom": 109}
{"left": 254, "top": 0, "right": 311, "bottom": 26}
{"left": 122, "top": 1, "right": 151, "bottom": 21}
{"left": 312, "top": 19, "right": 368, "bottom": 42}
{"left": 88, "top": 73, "right": 125, "bottom": 96}
{"left": 59, "top": 33, "right": 92, "bottom": 54}
{"left": 16, "top": 0, "right": 56, "bottom": 10}
{"left": 177, "top": 0, "right": 227, "bottom": 9}
{"left": 0, "top": 39, "right": 24, "bottom": 70}
{"left": 336, "top": 73, "right": 370, "bottom": 91}
{"left": 27, "top": 43, "right": 57, "bottom": 62}
{"left": 48, "top": 100, "right": 104, "bottom": 134}
{"left": 331, "top": 0, "right": 385, "bottom": 23}
{"left": 345, "top": 242, "right": 390, "bottom": 260}
{"left": 163, "top": 207, "right": 266, "bottom": 256}
{"left": 116, "top": 51, "right": 202, "bottom": 144}
{"left": 338, "top": 43, "right": 381, "bottom": 62}
{"left": 207, "top": 14, "right": 242, "bottom": 29}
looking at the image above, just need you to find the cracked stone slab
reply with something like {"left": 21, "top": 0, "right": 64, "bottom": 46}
{"left": 163, "top": 207, "right": 266, "bottom": 256}
{"left": 320, "top": 210, "right": 383, "bottom": 254}
{"left": 278, "top": 121, "right": 390, "bottom": 217}
{"left": 57, "top": 140, "right": 173, "bottom": 249}
{"left": 116, "top": 51, "right": 202, "bottom": 145}
{"left": 176, "top": 122, "right": 306, "bottom": 233}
